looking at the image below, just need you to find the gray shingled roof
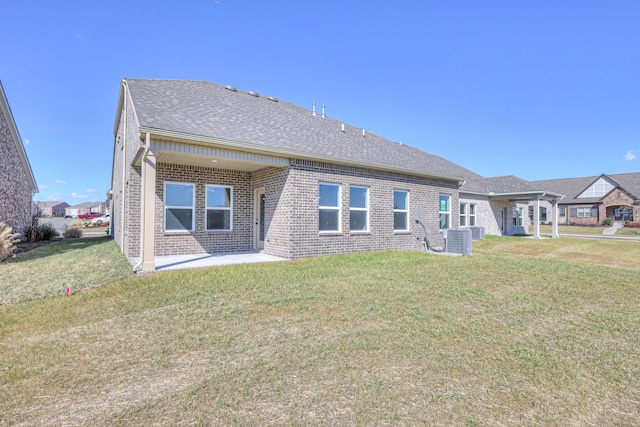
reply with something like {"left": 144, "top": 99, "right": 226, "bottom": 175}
{"left": 125, "top": 79, "right": 483, "bottom": 181}
{"left": 532, "top": 173, "right": 640, "bottom": 204}
{"left": 461, "top": 175, "right": 553, "bottom": 195}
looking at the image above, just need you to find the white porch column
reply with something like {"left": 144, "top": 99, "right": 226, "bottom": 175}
{"left": 533, "top": 197, "right": 541, "bottom": 239}
{"left": 551, "top": 199, "right": 559, "bottom": 238}
{"left": 140, "top": 150, "right": 156, "bottom": 272}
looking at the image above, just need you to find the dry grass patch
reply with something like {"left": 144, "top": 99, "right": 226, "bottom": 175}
{"left": 1, "top": 243, "right": 639, "bottom": 425}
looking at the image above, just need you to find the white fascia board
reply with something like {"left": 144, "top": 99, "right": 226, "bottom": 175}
{"left": 140, "top": 127, "right": 465, "bottom": 183}
{"left": 0, "top": 82, "right": 38, "bottom": 193}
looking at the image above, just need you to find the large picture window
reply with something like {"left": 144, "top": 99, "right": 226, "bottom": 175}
{"left": 164, "top": 182, "right": 195, "bottom": 232}
{"left": 319, "top": 183, "right": 341, "bottom": 232}
{"left": 206, "top": 185, "right": 232, "bottom": 231}
{"left": 439, "top": 194, "right": 451, "bottom": 229}
{"left": 350, "top": 186, "right": 369, "bottom": 232}
{"left": 393, "top": 190, "right": 409, "bottom": 231}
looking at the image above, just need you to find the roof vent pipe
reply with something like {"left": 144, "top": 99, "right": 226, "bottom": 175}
{"left": 322, "top": 105, "right": 325, "bottom": 118}
{"left": 312, "top": 102, "right": 316, "bottom": 116}
{"left": 341, "top": 123, "right": 345, "bottom": 133}
{"left": 362, "top": 128, "right": 365, "bottom": 137}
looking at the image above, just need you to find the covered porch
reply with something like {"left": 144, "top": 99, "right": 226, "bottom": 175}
{"left": 133, "top": 133, "right": 290, "bottom": 273}
{"left": 489, "top": 191, "right": 564, "bottom": 239}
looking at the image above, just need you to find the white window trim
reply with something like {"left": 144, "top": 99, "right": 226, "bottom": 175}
{"left": 319, "top": 182, "right": 342, "bottom": 233}
{"left": 469, "top": 204, "right": 476, "bottom": 227}
{"left": 577, "top": 207, "right": 592, "bottom": 218}
{"left": 164, "top": 181, "right": 195, "bottom": 232}
{"left": 205, "top": 184, "right": 233, "bottom": 231}
{"left": 439, "top": 194, "right": 451, "bottom": 230}
{"left": 459, "top": 203, "right": 467, "bottom": 227}
{"left": 349, "top": 185, "right": 369, "bottom": 233}
{"left": 393, "top": 189, "right": 410, "bottom": 232}
{"left": 512, "top": 207, "right": 523, "bottom": 226}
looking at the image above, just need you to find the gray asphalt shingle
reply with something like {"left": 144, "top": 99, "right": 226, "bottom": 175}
{"left": 125, "top": 79, "right": 483, "bottom": 181}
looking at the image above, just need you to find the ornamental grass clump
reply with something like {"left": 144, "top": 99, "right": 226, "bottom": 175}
{"left": 0, "top": 220, "right": 20, "bottom": 261}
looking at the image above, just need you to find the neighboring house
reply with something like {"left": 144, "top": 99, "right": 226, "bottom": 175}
{"left": 65, "top": 201, "right": 106, "bottom": 218}
{"left": 36, "top": 201, "right": 70, "bottom": 217}
{"left": 531, "top": 173, "right": 640, "bottom": 225}
{"left": 0, "top": 81, "right": 38, "bottom": 232}
{"left": 460, "top": 175, "right": 564, "bottom": 238}
{"left": 111, "top": 79, "right": 511, "bottom": 272}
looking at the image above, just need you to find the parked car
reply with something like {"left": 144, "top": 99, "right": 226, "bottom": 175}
{"left": 78, "top": 212, "right": 103, "bottom": 220}
{"left": 90, "top": 214, "right": 110, "bottom": 226}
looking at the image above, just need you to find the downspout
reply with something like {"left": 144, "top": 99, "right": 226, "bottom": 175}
{"left": 133, "top": 133, "right": 151, "bottom": 272}
{"left": 120, "top": 80, "right": 128, "bottom": 253}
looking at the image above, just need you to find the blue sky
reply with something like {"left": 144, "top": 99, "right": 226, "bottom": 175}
{"left": 2, "top": 1, "right": 639, "bottom": 203}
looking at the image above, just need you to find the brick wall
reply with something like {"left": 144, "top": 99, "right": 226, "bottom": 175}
{"left": 122, "top": 158, "right": 461, "bottom": 261}
{"left": 279, "top": 160, "right": 459, "bottom": 259}
{"left": 152, "top": 164, "right": 254, "bottom": 256}
{"left": 0, "top": 108, "right": 33, "bottom": 232}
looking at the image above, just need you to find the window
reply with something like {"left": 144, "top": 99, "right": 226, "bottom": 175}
{"left": 577, "top": 207, "right": 592, "bottom": 218}
{"left": 393, "top": 190, "right": 409, "bottom": 231}
{"left": 540, "top": 207, "right": 547, "bottom": 222}
{"left": 459, "top": 203, "right": 467, "bottom": 227}
{"left": 319, "top": 183, "right": 341, "bottom": 232}
{"left": 350, "top": 186, "right": 369, "bottom": 232}
{"left": 439, "top": 194, "right": 451, "bottom": 229}
{"left": 469, "top": 204, "right": 476, "bottom": 226}
{"left": 512, "top": 207, "right": 523, "bottom": 227}
{"left": 206, "top": 185, "right": 232, "bottom": 231}
{"left": 164, "top": 182, "right": 195, "bottom": 232}
{"left": 559, "top": 207, "right": 566, "bottom": 217}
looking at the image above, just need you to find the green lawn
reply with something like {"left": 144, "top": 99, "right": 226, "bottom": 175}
{"left": 0, "top": 237, "right": 132, "bottom": 304}
{"left": 1, "top": 237, "right": 639, "bottom": 425}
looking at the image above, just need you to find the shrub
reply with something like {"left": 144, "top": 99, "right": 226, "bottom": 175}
{"left": 23, "top": 222, "right": 58, "bottom": 242}
{"left": 625, "top": 220, "right": 631, "bottom": 226}
{"left": 38, "top": 222, "right": 58, "bottom": 240}
{"left": 1, "top": 221, "right": 20, "bottom": 262}
{"left": 63, "top": 227, "right": 83, "bottom": 239}
{"left": 626, "top": 222, "right": 640, "bottom": 228}
{"left": 602, "top": 218, "right": 613, "bottom": 226}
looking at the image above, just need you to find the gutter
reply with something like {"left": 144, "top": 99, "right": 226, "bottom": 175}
{"left": 132, "top": 133, "right": 151, "bottom": 273}
{"left": 139, "top": 127, "right": 466, "bottom": 184}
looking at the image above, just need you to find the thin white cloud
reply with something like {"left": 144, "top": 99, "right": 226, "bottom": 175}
{"left": 625, "top": 150, "right": 638, "bottom": 161}
{"left": 38, "top": 184, "right": 48, "bottom": 190}
{"left": 86, "top": 188, "right": 97, "bottom": 193}
{"left": 55, "top": 179, "right": 69, "bottom": 185}
{"left": 24, "top": 138, "right": 30, "bottom": 145}
{"left": 69, "top": 192, "right": 88, "bottom": 199}
{"left": 75, "top": 33, "right": 85, "bottom": 43}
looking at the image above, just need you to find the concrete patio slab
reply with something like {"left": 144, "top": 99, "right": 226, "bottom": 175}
{"left": 136, "top": 252, "right": 287, "bottom": 272}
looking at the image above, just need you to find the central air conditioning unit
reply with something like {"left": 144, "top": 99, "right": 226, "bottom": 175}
{"left": 443, "top": 228, "right": 472, "bottom": 255}
{"left": 470, "top": 226, "right": 485, "bottom": 240}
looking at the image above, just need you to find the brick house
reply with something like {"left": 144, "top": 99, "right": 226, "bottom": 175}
{"left": 36, "top": 201, "right": 70, "bottom": 217}
{"left": 0, "top": 81, "right": 38, "bottom": 232}
{"left": 532, "top": 173, "right": 640, "bottom": 225}
{"left": 110, "top": 79, "right": 505, "bottom": 272}
{"left": 110, "top": 79, "right": 567, "bottom": 272}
